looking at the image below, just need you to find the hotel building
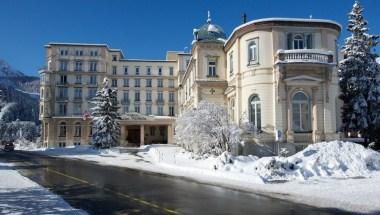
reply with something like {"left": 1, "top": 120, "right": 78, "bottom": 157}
{"left": 40, "top": 13, "right": 342, "bottom": 155}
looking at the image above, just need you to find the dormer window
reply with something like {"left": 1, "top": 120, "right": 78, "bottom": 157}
{"left": 112, "top": 55, "right": 117, "bottom": 61}
{"left": 287, "top": 33, "right": 313, "bottom": 50}
{"left": 248, "top": 38, "right": 259, "bottom": 65}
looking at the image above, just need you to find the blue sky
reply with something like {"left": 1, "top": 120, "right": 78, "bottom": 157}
{"left": 0, "top": 0, "right": 379, "bottom": 76}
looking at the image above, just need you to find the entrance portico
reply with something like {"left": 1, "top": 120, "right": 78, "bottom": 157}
{"left": 119, "top": 113, "right": 175, "bottom": 147}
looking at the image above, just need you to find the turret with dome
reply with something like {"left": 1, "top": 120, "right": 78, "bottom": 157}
{"left": 193, "top": 11, "right": 226, "bottom": 43}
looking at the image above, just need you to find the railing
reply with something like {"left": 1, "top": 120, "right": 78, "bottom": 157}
{"left": 156, "top": 99, "right": 165, "bottom": 105}
{"left": 276, "top": 49, "right": 334, "bottom": 64}
{"left": 121, "top": 99, "right": 130, "bottom": 105}
{"left": 56, "top": 96, "right": 68, "bottom": 101}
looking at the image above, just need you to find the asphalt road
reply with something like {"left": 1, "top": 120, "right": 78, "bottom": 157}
{"left": 0, "top": 151, "right": 357, "bottom": 215}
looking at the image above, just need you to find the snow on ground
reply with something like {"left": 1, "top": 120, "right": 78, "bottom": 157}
{"left": 0, "top": 162, "right": 87, "bottom": 215}
{"left": 22, "top": 141, "right": 380, "bottom": 214}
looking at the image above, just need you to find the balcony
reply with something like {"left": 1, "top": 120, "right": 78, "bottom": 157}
{"left": 276, "top": 49, "right": 334, "bottom": 65}
{"left": 56, "top": 82, "right": 68, "bottom": 86}
{"left": 73, "top": 97, "right": 83, "bottom": 102}
{"left": 87, "top": 82, "right": 98, "bottom": 87}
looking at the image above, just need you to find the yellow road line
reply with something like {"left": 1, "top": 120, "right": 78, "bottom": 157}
{"left": 46, "top": 167, "right": 180, "bottom": 214}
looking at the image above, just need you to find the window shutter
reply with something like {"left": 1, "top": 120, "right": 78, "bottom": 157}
{"left": 287, "top": 33, "right": 293, "bottom": 49}
{"left": 306, "top": 34, "right": 313, "bottom": 49}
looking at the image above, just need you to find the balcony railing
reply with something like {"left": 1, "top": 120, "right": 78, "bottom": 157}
{"left": 276, "top": 49, "right": 334, "bottom": 64}
{"left": 121, "top": 99, "right": 130, "bottom": 105}
{"left": 56, "top": 96, "right": 68, "bottom": 101}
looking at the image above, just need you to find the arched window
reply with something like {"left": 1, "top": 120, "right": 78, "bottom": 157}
{"left": 292, "top": 92, "right": 311, "bottom": 132}
{"left": 59, "top": 122, "right": 67, "bottom": 137}
{"left": 248, "top": 40, "right": 258, "bottom": 63}
{"left": 293, "top": 35, "right": 304, "bottom": 49}
{"left": 74, "top": 122, "right": 81, "bottom": 137}
{"left": 249, "top": 95, "right": 261, "bottom": 130}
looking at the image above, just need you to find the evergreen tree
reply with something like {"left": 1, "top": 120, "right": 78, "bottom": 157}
{"left": 338, "top": 1, "right": 379, "bottom": 146}
{"left": 91, "top": 78, "right": 121, "bottom": 148}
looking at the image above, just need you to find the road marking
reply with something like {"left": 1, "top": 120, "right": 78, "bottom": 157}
{"left": 46, "top": 167, "right": 180, "bottom": 215}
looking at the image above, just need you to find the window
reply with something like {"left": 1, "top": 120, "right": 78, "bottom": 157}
{"left": 123, "top": 91, "right": 129, "bottom": 100}
{"left": 59, "top": 61, "right": 68, "bottom": 71}
{"left": 229, "top": 52, "right": 234, "bottom": 76}
{"left": 249, "top": 95, "right": 261, "bottom": 130}
{"left": 59, "top": 75, "right": 67, "bottom": 84}
{"left": 135, "top": 105, "right": 140, "bottom": 113}
{"left": 60, "top": 49, "right": 68, "bottom": 56}
{"left": 59, "top": 104, "right": 67, "bottom": 116}
{"left": 73, "top": 103, "right": 82, "bottom": 115}
{"left": 59, "top": 122, "right": 67, "bottom": 137}
{"left": 74, "top": 122, "right": 81, "bottom": 137}
{"left": 124, "top": 66, "right": 128, "bottom": 75}
{"left": 89, "top": 75, "right": 97, "bottom": 85}
{"left": 75, "top": 75, "right": 82, "bottom": 84}
{"left": 169, "top": 106, "right": 175, "bottom": 116}
{"left": 89, "top": 88, "right": 97, "bottom": 98}
{"left": 158, "top": 67, "right": 162, "bottom": 76}
{"left": 169, "top": 92, "right": 175, "bottom": 102}
{"left": 230, "top": 98, "right": 235, "bottom": 121}
{"left": 159, "top": 126, "right": 165, "bottom": 136}
{"left": 169, "top": 67, "right": 174, "bottom": 76}
{"left": 248, "top": 39, "right": 258, "bottom": 64}
{"left": 146, "top": 105, "right": 152, "bottom": 115}
{"left": 58, "top": 87, "right": 68, "bottom": 98}
{"left": 150, "top": 127, "right": 155, "bottom": 136}
{"left": 111, "top": 79, "right": 117, "bottom": 87}
{"left": 292, "top": 92, "right": 311, "bottom": 132}
{"left": 89, "top": 62, "right": 97, "bottom": 72}
{"left": 74, "top": 142, "right": 81, "bottom": 146}
{"left": 157, "top": 79, "right": 163, "bottom": 87}
{"left": 186, "top": 59, "right": 190, "bottom": 67}
{"left": 146, "top": 91, "right": 152, "bottom": 101}
{"left": 40, "top": 89, "right": 44, "bottom": 99}
{"left": 123, "top": 105, "right": 129, "bottom": 113}
{"left": 90, "top": 50, "right": 98, "bottom": 56}
{"left": 74, "top": 88, "right": 82, "bottom": 99}
{"left": 135, "top": 91, "right": 140, "bottom": 101}
{"left": 208, "top": 61, "right": 216, "bottom": 77}
{"left": 293, "top": 35, "right": 304, "bottom": 49}
{"left": 157, "top": 91, "right": 163, "bottom": 101}
{"left": 146, "top": 79, "right": 152, "bottom": 87}
{"left": 135, "top": 67, "right": 140, "bottom": 75}
{"left": 112, "top": 55, "right": 117, "bottom": 61}
{"left": 135, "top": 79, "right": 140, "bottom": 87}
{"left": 168, "top": 79, "right": 174, "bottom": 88}
{"left": 147, "top": 67, "right": 151, "bottom": 75}
{"left": 112, "top": 66, "right": 117, "bottom": 75}
{"left": 75, "top": 61, "right": 82, "bottom": 71}
{"left": 158, "top": 105, "right": 163, "bottom": 116}
{"left": 123, "top": 78, "right": 129, "bottom": 87}
{"left": 76, "top": 50, "right": 83, "bottom": 56}
{"left": 59, "top": 142, "right": 66, "bottom": 147}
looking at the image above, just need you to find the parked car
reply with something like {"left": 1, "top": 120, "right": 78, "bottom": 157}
{"left": 0, "top": 141, "right": 14, "bottom": 152}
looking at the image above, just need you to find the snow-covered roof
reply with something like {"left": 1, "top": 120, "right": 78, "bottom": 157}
{"left": 225, "top": 18, "right": 342, "bottom": 48}
{"left": 376, "top": 57, "right": 380, "bottom": 65}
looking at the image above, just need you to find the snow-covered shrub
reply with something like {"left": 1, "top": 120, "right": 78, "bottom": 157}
{"left": 14, "top": 137, "right": 42, "bottom": 150}
{"left": 91, "top": 78, "right": 121, "bottom": 148}
{"left": 0, "top": 119, "right": 38, "bottom": 143}
{"left": 175, "top": 101, "right": 241, "bottom": 156}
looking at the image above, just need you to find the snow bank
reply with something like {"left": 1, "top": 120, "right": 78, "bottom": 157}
{"left": 0, "top": 162, "right": 87, "bottom": 214}
{"left": 253, "top": 141, "right": 380, "bottom": 182}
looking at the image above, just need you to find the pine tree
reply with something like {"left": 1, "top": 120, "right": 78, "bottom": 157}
{"left": 338, "top": 1, "right": 379, "bottom": 145}
{"left": 90, "top": 78, "right": 121, "bottom": 148}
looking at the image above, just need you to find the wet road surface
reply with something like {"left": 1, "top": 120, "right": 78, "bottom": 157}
{"left": 0, "top": 151, "right": 358, "bottom": 215}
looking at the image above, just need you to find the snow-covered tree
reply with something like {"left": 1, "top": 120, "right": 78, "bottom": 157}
{"left": 338, "top": 1, "right": 379, "bottom": 145}
{"left": 175, "top": 101, "right": 241, "bottom": 156}
{"left": 91, "top": 78, "right": 121, "bottom": 148}
{"left": 0, "top": 120, "right": 38, "bottom": 143}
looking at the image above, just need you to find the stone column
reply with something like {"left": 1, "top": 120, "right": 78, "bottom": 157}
{"left": 120, "top": 125, "right": 126, "bottom": 146}
{"left": 140, "top": 125, "right": 145, "bottom": 146}
{"left": 167, "top": 124, "right": 173, "bottom": 144}
{"left": 312, "top": 87, "right": 321, "bottom": 143}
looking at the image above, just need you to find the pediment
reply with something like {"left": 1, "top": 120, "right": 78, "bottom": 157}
{"left": 284, "top": 75, "right": 323, "bottom": 83}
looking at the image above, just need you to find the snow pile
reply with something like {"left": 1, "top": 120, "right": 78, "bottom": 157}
{"left": 253, "top": 141, "right": 380, "bottom": 182}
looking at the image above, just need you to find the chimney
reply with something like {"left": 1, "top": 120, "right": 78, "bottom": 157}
{"left": 242, "top": 13, "right": 247, "bottom": 24}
